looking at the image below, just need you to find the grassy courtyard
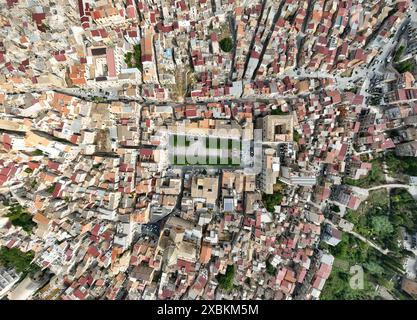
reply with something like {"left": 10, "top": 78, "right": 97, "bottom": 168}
{"left": 169, "top": 135, "right": 241, "bottom": 166}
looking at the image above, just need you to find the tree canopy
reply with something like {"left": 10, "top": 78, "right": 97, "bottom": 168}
{"left": 219, "top": 37, "right": 234, "bottom": 53}
{"left": 217, "top": 264, "right": 235, "bottom": 291}
{"left": 0, "top": 247, "right": 39, "bottom": 276}
{"left": 6, "top": 204, "right": 35, "bottom": 233}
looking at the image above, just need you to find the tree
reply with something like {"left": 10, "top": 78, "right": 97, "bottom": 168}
{"left": 6, "top": 204, "right": 35, "bottom": 233}
{"left": 293, "top": 130, "right": 301, "bottom": 143}
{"left": 262, "top": 192, "right": 283, "bottom": 212}
{"left": 386, "top": 153, "right": 417, "bottom": 176}
{"left": 395, "top": 60, "right": 414, "bottom": 73}
{"left": 217, "top": 265, "right": 235, "bottom": 291}
{"left": 33, "top": 150, "right": 43, "bottom": 156}
{"left": 124, "top": 52, "right": 133, "bottom": 68}
{"left": 271, "top": 108, "right": 289, "bottom": 115}
{"left": 46, "top": 184, "right": 55, "bottom": 193}
{"left": 133, "top": 45, "right": 142, "bottom": 71}
{"left": 394, "top": 45, "right": 405, "bottom": 62}
{"left": 363, "top": 261, "right": 384, "bottom": 276}
{"left": 124, "top": 45, "right": 142, "bottom": 71}
{"left": 219, "top": 37, "right": 234, "bottom": 53}
{"left": 0, "top": 247, "right": 39, "bottom": 276}
{"left": 371, "top": 216, "right": 393, "bottom": 236}
{"left": 266, "top": 261, "right": 277, "bottom": 276}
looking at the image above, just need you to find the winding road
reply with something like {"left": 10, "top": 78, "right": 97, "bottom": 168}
{"left": 350, "top": 183, "right": 417, "bottom": 201}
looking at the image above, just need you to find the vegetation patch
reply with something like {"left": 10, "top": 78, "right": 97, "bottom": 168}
{"left": 124, "top": 45, "right": 142, "bottom": 71}
{"left": 133, "top": 45, "right": 142, "bottom": 71}
{"left": 219, "top": 37, "right": 234, "bottom": 53}
{"left": 271, "top": 108, "right": 289, "bottom": 115}
{"left": 394, "top": 45, "right": 405, "bottom": 63}
{"left": 170, "top": 135, "right": 241, "bottom": 166}
{"left": 344, "top": 159, "right": 385, "bottom": 188}
{"left": 124, "top": 52, "right": 133, "bottom": 68}
{"left": 344, "top": 189, "right": 393, "bottom": 249}
{"left": 346, "top": 87, "right": 358, "bottom": 94}
{"left": 46, "top": 184, "right": 56, "bottom": 194}
{"left": 293, "top": 130, "right": 301, "bottom": 143}
{"left": 217, "top": 264, "right": 235, "bottom": 291}
{"left": 395, "top": 58, "right": 414, "bottom": 73}
{"left": 320, "top": 234, "right": 377, "bottom": 300}
{"left": 336, "top": 188, "right": 417, "bottom": 299}
{"left": 266, "top": 260, "right": 277, "bottom": 276}
{"left": 0, "top": 247, "right": 40, "bottom": 276}
{"left": 262, "top": 192, "right": 283, "bottom": 212}
{"left": 369, "top": 96, "right": 382, "bottom": 106}
{"left": 345, "top": 187, "right": 417, "bottom": 253}
{"left": 6, "top": 204, "right": 36, "bottom": 233}
{"left": 33, "top": 149, "right": 44, "bottom": 156}
{"left": 92, "top": 96, "right": 106, "bottom": 103}
{"left": 320, "top": 233, "right": 407, "bottom": 300}
{"left": 386, "top": 153, "right": 417, "bottom": 176}
{"left": 390, "top": 188, "right": 417, "bottom": 233}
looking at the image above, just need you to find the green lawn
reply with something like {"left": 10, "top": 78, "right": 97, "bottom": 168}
{"left": 170, "top": 135, "right": 241, "bottom": 166}
{"left": 33, "top": 150, "right": 44, "bottom": 156}
{"left": 171, "top": 154, "right": 240, "bottom": 166}
{"left": 171, "top": 135, "right": 191, "bottom": 147}
{"left": 171, "top": 135, "right": 241, "bottom": 150}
